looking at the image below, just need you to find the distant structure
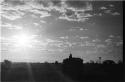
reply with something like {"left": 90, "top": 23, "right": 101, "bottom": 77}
{"left": 69, "top": 53, "right": 72, "bottom": 59}
{"left": 103, "top": 60, "right": 115, "bottom": 64}
{"left": 62, "top": 53, "right": 83, "bottom": 81}
{"left": 55, "top": 61, "right": 59, "bottom": 64}
{"left": 98, "top": 57, "right": 102, "bottom": 64}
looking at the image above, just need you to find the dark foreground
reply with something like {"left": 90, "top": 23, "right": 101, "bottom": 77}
{"left": 1, "top": 62, "right": 124, "bottom": 82}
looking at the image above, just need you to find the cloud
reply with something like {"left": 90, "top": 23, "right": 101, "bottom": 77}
{"left": 109, "top": 35, "right": 114, "bottom": 38}
{"left": 59, "top": 36, "right": 69, "bottom": 40}
{"left": 1, "top": 0, "right": 51, "bottom": 20}
{"left": 1, "top": 0, "right": 93, "bottom": 22}
{"left": 56, "top": 1, "right": 93, "bottom": 22}
{"left": 104, "top": 38, "right": 117, "bottom": 47}
{"left": 116, "top": 40, "right": 123, "bottom": 46}
{"left": 104, "top": 35, "right": 123, "bottom": 47}
{"left": 29, "top": 9, "right": 51, "bottom": 18}
{"left": 69, "top": 27, "right": 88, "bottom": 31}
{"left": 37, "top": 38, "right": 67, "bottom": 49}
{"left": 92, "top": 2, "right": 121, "bottom": 17}
{"left": 1, "top": 23, "right": 23, "bottom": 30}
{"left": 44, "top": 48, "right": 64, "bottom": 53}
{"left": 44, "top": 37, "right": 77, "bottom": 48}
{"left": 92, "top": 39, "right": 101, "bottom": 43}
{"left": 40, "top": 20, "right": 46, "bottom": 23}
{"left": 0, "top": 36, "right": 17, "bottom": 50}
{"left": 59, "top": 15, "right": 88, "bottom": 22}
{"left": 104, "top": 10, "right": 120, "bottom": 16}
{"left": 1, "top": 0, "right": 26, "bottom": 20}
{"left": 116, "top": 36, "right": 122, "bottom": 39}
{"left": 2, "top": 0, "right": 25, "bottom": 6}
{"left": 111, "top": 12, "right": 120, "bottom": 16}
{"left": 58, "top": 9, "right": 92, "bottom": 22}
{"left": 0, "top": 0, "right": 4, "bottom": 3}
{"left": 1, "top": 0, "right": 121, "bottom": 22}
{"left": 109, "top": 4, "right": 114, "bottom": 7}
{"left": 96, "top": 44, "right": 106, "bottom": 48}
{"left": 79, "top": 28, "right": 88, "bottom": 31}
{"left": 0, "top": 37, "right": 10, "bottom": 45}
{"left": 80, "top": 41, "right": 95, "bottom": 47}
{"left": 31, "top": 14, "right": 38, "bottom": 18}
{"left": 104, "top": 10, "right": 112, "bottom": 14}
{"left": 98, "top": 13, "right": 103, "bottom": 16}
{"left": 1, "top": 9, "right": 25, "bottom": 20}
{"left": 80, "top": 36, "right": 89, "bottom": 40}
{"left": 105, "top": 38, "right": 112, "bottom": 43}
{"left": 33, "top": 23, "right": 39, "bottom": 26}
{"left": 100, "top": 6, "right": 107, "bottom": 10}
{"left": 65, "top": 1, "right": 92, "bottom": 11}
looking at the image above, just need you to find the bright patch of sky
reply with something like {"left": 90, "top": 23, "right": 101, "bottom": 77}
{"left": 1, "top": 0, "right": 123, "bottom": 63}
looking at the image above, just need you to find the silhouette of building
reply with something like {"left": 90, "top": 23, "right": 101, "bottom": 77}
{"left": 62, "top": 53, "right": 83, "bottom": 81}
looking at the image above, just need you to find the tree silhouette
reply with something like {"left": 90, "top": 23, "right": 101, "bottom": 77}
{"left": 103, "top": 60, "right": 115, "bottom": 64}
{"left": 117, "top": 60, "right": 123, "bottom": 64}
{"left": 2, "top": 60, "right": 12, "bottom": 70}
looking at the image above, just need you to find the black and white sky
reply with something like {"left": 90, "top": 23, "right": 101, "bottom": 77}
{"left": 0, "top": 0, "right": 123, "bottom": 63}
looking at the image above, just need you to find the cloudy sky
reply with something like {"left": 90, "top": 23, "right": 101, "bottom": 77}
{"left": 0, "top": 0, "right": 123, "bottom": 63}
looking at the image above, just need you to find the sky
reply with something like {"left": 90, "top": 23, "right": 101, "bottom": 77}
{"left": 0, "top": 0, "right": 123, "bottom": 63}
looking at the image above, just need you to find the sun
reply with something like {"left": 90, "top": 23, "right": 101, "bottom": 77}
{"left": 12, "top": 33, "right": 33, "bottom": 48}
{"left": 15, "top": 34, "right": 30, "bottom": 46}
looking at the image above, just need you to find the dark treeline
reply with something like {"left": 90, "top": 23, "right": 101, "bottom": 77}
{"left": 1, "top": 54, "right": 124, "bottom": 82}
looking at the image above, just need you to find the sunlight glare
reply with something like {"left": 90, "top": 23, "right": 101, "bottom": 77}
{"left": 12, "top": 33, "right": 33, "bottom": 48}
